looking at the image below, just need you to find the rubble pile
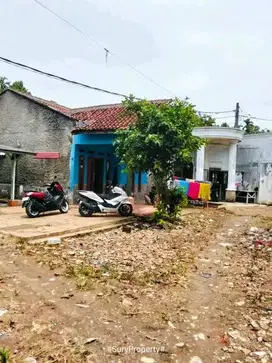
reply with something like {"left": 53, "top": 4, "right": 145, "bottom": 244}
{"left": 220, "top": 225, "right": 272, "bottom": 363}
{"left": 24, "top": 211, "right": 225, "bottom": 288}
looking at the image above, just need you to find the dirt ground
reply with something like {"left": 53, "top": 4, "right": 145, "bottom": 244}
{"left": 0, "top": 206, "right": 271, "bottom": 363}
{"left": 0, "top": 204, "right": 154, "bottom": 241}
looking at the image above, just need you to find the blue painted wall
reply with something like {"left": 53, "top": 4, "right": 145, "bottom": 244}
{"left": 73, "top": 133, "right": 115, "bottom": 146}
{"left": 70, "top": 132, "right": 148, "bottom": 191}
{"left": 135, "top": 171, "right": 148, "bottom": 185}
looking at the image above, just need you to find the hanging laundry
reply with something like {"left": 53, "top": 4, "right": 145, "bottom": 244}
{"left": 188, "top": 182, "right": 200, "bottom": 200}
{"left": 198, "top": 183, "right": 211, "bottom": 201}
{"left": 176, "top": 180, "right": 189, "bottom": 195}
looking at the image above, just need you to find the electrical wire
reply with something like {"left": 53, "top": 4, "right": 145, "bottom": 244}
{"left": 198, "top": 110, "right": 235, "bottom": 115}
{"left": 0, "top": 56, "right": 135, "bottom": 98}
{"left": 33, "top": 0, "right": 178, "bottom": 98}
{"left": 0, "top": 55, "right": 244, "bottom": 116}
{"left": 232, "top": 106, "right": 272, "bottom": 122}
{"left": 214, "top": 115, "right": 235, "bottom": 119}
{"left": 250, "top": 116, "right": 272, "bottom": 122}
{"left": 239, "top": 114, "right": 272, "bottom": 122}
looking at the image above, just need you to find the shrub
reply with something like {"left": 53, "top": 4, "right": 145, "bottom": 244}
{"left": 153, "top": 187, "right": 188, "bottom": 226}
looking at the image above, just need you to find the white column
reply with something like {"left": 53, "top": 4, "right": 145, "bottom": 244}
{"left": 10, "top": 155, "right": 17, "bottom": 201}
{"left": 227, "top": 142, "right": 237, "bottom": 190}
{"left": 195, "top": 145, "right": 205, "bottom": 181}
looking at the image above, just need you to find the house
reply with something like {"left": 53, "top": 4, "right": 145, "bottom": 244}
{"left": 2, "top": 89, "right": 272, "bottom": 205}
{"left": 236, "top": 133, "right": 272, "bottom": 204}
{"left": 193, "top": 127, "right": 272, "bottom": 204}
{"left": 0, "top": 89, "right": 75, "bottom": 198}
{"left": 69, "top": 102, "right": 245, "bottom": 202}
{"left": 192, "top": 127, "right": 244, "bottom": 202}
{"left": 69, "top": 102, "right": 151, "bottom": 201}
{"left": 70, "top": 105, "right": 272, "bottom": 204}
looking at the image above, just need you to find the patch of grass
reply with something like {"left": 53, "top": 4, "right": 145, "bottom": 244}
{"left": 171, "top": 262, "right": 188, "bottom": 277}
{"left": 0, "top": 348, "right": 11, "bottom": 363}
{"left": 118, "top": 261, "right": 192, "bottom": 287}
{"left": 65, "top": 263, "right": 118, "bottom": 290}
{"left": 252, "top": 216, "right": 272, "bottom": 230}
{"left": 75, "top": 277, "right": 92, "bottom": 291}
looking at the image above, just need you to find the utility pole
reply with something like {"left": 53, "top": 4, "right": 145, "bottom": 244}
{"left": 234, "top": 102, "right": 240, "bottom": 128}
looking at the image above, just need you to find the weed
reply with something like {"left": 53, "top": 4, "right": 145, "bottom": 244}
{"left": 65, "top": 263, "right": 118, "bottom": 290}
{"left": 171, "top": 262, "right": 188, "bottom": 277}
{"left": 0, "top": 348, "right": 10, "bottom": 363}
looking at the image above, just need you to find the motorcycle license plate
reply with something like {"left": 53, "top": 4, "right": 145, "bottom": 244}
{"left": 22, "top": 197, "right": 29, "bottom": 202}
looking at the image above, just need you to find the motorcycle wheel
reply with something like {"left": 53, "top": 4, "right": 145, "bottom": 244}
{"left": 59, "top": 200, "right": 69, "bottom": 213}
{"left": 79, "top": 203, "right": 93, "bottom": 217}
{"left": 26, "top": 202, "right": 40, "bottom": 218}
{"left": 118, "top": 203, "right": 133, "bottom": 217}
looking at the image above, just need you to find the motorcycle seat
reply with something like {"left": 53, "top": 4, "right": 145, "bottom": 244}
{"left": 98, "top": 193, "right": 122, "bottom": 200}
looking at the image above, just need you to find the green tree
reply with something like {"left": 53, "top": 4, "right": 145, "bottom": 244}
{"left": 198, "top": 114, "right": 216, "bottom": 126}
{"left": 243, "top": 118, "right": 260, "bottom": 134}
{"left": 115, "top": 96, "right": 204, "bottom": 211}
{"left": 0, "top": 76, "right": 10, "bottom": 93}
{"left": 221, "top": 122, "right": 230, "bottom": 127}
{"left": 9, "top": 80, "right": 28, "bottom": 93}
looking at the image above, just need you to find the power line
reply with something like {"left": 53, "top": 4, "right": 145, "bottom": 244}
{"left": 214, "top": 115, "right": 235, "bottom": 120}
{"left": 5, "top": 53, "right": 267, "bottom": 121}
{"left": 0, "top": 56, "right": 132, "bottom": 98}
{"left": 250, "top": 116, "right": 272, "bottom": 122}
{"left": 232, "top": 106, "right": 272, "bottom": 122}
{"left": 238, "top": 109, "right": 272, "bottom": 122}
{"left": 239, "top": 114, "right": 272, "bottom": 122}
{"left": 198, "top": 109, "right": 235, "bottom": 115}
{"left": 238, "top": 107, "right": 272, "bottom": 122}
{"left": 33, "top": 0, "right": 177, "bottom": 98}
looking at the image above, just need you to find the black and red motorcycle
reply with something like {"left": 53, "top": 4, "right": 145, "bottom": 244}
{"left": 22, "top": 181, "right": 69, "bottom": 218}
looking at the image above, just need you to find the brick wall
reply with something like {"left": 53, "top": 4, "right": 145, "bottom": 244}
{"left": 0, "top": 91, "right": 75, "bottom": 196}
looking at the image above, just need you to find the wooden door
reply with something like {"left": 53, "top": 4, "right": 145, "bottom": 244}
{"left": 93, "top": 158, "right": 104, "bottom": 193}
{"left": 87, "top": 158, "right": 104, "bottom": 192}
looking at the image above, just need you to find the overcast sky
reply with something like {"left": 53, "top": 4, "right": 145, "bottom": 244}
{"left": 1, "top": 0, "right": 272, "bottom": 128}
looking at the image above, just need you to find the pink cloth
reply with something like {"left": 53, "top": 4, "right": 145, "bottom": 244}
{"left": 188, "top": 182, "right": 200, "bottom": 199}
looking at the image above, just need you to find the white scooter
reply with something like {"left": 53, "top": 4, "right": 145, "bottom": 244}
{"left": 78, "top": 186, "right": 133, "bottom": 217}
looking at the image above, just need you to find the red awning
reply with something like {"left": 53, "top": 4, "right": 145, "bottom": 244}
{"left": 35, "top": 152, "right": 60, "bottom": 159}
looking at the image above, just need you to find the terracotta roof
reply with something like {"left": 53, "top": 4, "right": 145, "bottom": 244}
{"left": 72, "top": 99, "right": 172, "bottom": 132}
{"left": 72, "top": 104, "right": 135, "bottom": 132}
{"left": 5, "top": 89, "right": 72, "bottom": 118}
{"left": 31, "top": 96, "right": 72, "bottom": 115}
{"left": 2, "top": 88, "right": 172, "bottom": 132}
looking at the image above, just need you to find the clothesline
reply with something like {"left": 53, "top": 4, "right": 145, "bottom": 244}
{"left": 173, "top": 177, "right": 211, "bottom": 201}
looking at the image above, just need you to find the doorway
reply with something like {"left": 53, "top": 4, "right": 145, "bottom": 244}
{"left": 78, "top": 155, "right": 85, "bottom": 190}
{"left": 87, "top": 158, "right": 104, "bottom": 193}
{"left": 209, "top": 169, "right": 228, "bottom": 201}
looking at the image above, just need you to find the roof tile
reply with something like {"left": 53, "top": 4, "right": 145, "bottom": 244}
{"left": 7, "top": 89, "right": 72, "bottom": 116}
{"left": 72, "top": 105, "right": 135, "bottom": 131}
{"left": 72, "top": 99, "right": 172, "bottom": 132}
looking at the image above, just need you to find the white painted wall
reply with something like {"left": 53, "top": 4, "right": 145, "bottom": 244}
{"left": 204, "top": 143, "right": 229, "bottom": 171}
{"left": 258, "top": 163, "right": 272, "bottom": 204}
{"left": 237, "top": 133, "right": 272, "bottom": 203}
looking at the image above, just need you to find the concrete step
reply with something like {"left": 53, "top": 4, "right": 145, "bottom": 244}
{"left": 27, "top": 218, "right": 135, "bottom": 244}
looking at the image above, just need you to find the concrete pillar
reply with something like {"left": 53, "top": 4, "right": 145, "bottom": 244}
{"left": 10, "top": 155, "right": 17, "bottom": 201}
{"left": 195, "top": 145, "right": 205, "bottom": 181}
{"left": 226, "top": 142, "right": 237, "bottom": 202}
